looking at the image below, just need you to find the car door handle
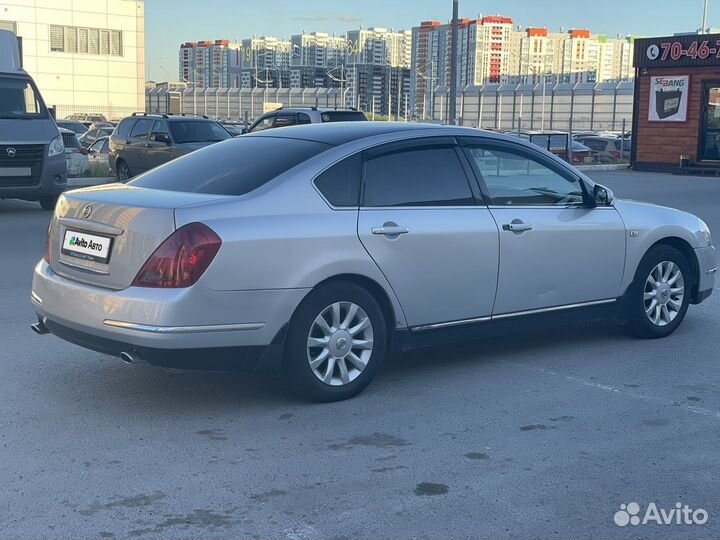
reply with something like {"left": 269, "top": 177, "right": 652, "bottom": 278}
{"left": 502, "top": 223, "right": 533, "bottom": 232}
{"left": 372, "top": 225, "right": 409, "bottom": 236}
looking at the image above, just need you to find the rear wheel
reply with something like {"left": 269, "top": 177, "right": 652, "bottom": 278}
{"left": 38, "top": 196, "right": 58, "bottom": 211}
{"left": 285, "top": 281, "right": 387, "bottom": 402}
{"left": 627, "top": 245, "right": 691, "bottom": 339}
{"left": 116, "top": 160, "right": 131, "bottom": 182}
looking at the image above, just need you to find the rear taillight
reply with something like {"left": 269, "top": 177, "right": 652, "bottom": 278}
{"left": 132, "top": 223, "right": 221, "bottom": 288}
{"left": 610, "top": 150, "right": 621, "bottom": 159}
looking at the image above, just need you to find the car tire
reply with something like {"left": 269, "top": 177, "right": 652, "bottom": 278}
{"left": 38, "top": 196, "right": 58, "bottom": 211}
{"left": 116, "top": 160, "right": 131, "bottom": 182}
{"left": 626, "top": 245, "right": 691, "bottom": 339}
{"left": 284, "top": 281, "right": 387, "bottom": 402}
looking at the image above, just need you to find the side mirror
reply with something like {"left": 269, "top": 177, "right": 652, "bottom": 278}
{"left": 593, "top": 184, "right": 614, "bottom": 207}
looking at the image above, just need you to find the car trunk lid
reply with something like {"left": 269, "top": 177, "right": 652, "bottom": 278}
{"left": 49, "top": 183, "right": 225, "bottom": 290}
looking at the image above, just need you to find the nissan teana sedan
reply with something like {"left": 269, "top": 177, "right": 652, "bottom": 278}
{"left": 31, "top": 123, "right": 716, "bottom": 401}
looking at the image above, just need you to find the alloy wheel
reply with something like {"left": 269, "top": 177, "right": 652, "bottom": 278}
{"left": 306, "top": 302, "right": 374, "bottom": 387}
{"left": 643, "top": 261, "right": 685, "bottom": 327}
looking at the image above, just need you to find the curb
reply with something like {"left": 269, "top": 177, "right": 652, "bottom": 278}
{"left": 576, "top": 164, "right": 630, "bottom": 172}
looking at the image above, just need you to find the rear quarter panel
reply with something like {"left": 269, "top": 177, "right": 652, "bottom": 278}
{"left": 175, "top": 162, "right": 409, "bottom": 329}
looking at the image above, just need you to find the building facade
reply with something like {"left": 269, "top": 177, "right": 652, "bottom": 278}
{"left": 179, "top": 39, "right": 241, "bottom": 88}
{"left": 0, "top": 0, "right": 145, "bottom": 118}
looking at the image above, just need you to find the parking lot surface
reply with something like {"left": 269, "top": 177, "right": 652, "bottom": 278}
{"left": 0, "top": 170, "right": 718, "bottom": 539}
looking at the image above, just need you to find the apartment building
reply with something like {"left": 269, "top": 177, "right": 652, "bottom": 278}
{"left": 346, "top": 27, "right": 412, "bottom": 68}
{"left": 179, "top": 39, "right": 240, "bottom": 88}
{"left": 290, "top": 32, "right": 347, "bottom": 68}
{"left": 0, "top": 0, "right": 145, "bottom": 117}
{"left": 236, "top": 36, "right": 291, "bottom": 88}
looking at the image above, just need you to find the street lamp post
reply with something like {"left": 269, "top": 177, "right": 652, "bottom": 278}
{"left": 448, "top": 0, "right": 459, "bottom": 125}
{"left": 702, "top": 0, "right": 709, "bottom": 33}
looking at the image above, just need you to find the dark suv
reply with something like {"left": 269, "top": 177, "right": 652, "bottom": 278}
{"left": 109, "top": 113, "right": 231, "bottom": 180}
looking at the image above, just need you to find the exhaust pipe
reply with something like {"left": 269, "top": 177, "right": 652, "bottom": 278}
{"left": 119, "top": 351, "right": 142, "bottom": 364}
{"left": 31, "top": 319, "right": 50, "bottom": 335}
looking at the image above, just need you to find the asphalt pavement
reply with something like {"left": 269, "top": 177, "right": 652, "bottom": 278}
{"left": 0, "top": 170, "right": 718, "bottom": 539}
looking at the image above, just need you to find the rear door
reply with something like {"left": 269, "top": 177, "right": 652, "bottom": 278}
{"left": 357, "top": 137, "right": 499, "bottom": 328}
{"left": 460, "top": 138, "right": 626, "bottom": 316}
{"left": 124, "top": 118, "right": 153, "bottom": 174}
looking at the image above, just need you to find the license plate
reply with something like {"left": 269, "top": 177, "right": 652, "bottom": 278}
{"left": 61, "top": 230, "right": 113, "bottom": 263}
{"left": 0, "top": 167, "right": 31, "bottom": 177}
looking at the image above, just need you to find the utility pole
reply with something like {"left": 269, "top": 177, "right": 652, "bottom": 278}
{"left": 702, "top": 0, "right": 709, "bottom": 33}
{"left": 448, "top": 0, "right": 459, "bottom": 125}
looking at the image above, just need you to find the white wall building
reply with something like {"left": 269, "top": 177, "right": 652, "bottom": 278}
{"left": 0, "top": 0, "right": 145, "bottom": 118}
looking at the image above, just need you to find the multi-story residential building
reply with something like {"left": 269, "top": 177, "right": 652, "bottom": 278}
{"left": 290, "top": 32, "right": 347, "bottom": 68}
{"left": 410, "top": 21, "right": 447, "bottom": 118}
{"left": 558, "top": 29, "right": 600, "bottom": 83}
{"left": 345, "top": 63, "right": 411, "bottom": 116}
{"left": 473, "top": 16, "right": 515, "bottom": 84}
{"left": 0, "top": 0, "right": 145, "bottom": 118}
{"left": 346, "top": 27, "right": 412, "bottom": 68}
{"left": 179, "top": 39, "right": 240, "bottom": 88}
{"left": 596, "top": 35, "right": 635, "bottom": 82}
{"left": 235, "top": 36, "right": 291, "bottom": 88}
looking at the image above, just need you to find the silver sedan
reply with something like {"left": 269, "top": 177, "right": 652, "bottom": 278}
{"left": 31, "top": 123, "right": 717, "bottom": 401}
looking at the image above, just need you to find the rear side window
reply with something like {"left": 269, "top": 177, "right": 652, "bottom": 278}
{"left": 362, "top": 142, "right": 475, "bottom": 207}
{"left": 298, "top": 113, "right": 312, "bottom": 125}
{"left": 314, "top": 153, "right": 361, "bottom": 207}
{"left": 130, "top": 136, "right": 331, "bottom": 196}
{"left": 114, "top": 118, "right": 135, "bottom": 139}
{"left": 321, "top": 111, "right": 367, "bottom": 122}
{"left": 129, "top": 118, "right": 152, "bottom": 139}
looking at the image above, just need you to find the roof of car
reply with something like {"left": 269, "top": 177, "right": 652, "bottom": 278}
{"left": 246, "top": 122, "right": 456, "bottom": 146}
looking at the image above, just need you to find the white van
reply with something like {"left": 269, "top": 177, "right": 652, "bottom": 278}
{"left": 0, "top": 29, "right": 67, "bottom": 210}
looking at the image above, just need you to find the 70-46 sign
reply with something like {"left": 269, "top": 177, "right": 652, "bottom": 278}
{"left": 637, "top": 34, "right": 720, "bottom": 68}
{"left": 650, "top": 40, "right": 720, "bottom": 61}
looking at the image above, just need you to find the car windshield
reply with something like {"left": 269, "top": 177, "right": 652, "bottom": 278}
{"left": 0, "top": 77, "right": 47, "bottom": 119}
{"left": 58, "top": 121, "right": 87, "bottom": 134}
{"left": 130, "top": 136, "right": 330, "bottom": 195}
{"left": 169, "top": 121, "right": 232, "bottom": 143}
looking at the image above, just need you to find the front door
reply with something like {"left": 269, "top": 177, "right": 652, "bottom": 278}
{"left": 357, "top": 138, "right": 499, "bottom": 328}
{"left": 460, "top": 139, "right": 626, "bottom": 316}
{"left": 699, "top": 81, "right": 720, "bottom": 161}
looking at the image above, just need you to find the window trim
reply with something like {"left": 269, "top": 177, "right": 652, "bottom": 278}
{"left": 360, "top": 137, "right": 481, "bottom": 209}
{"left": 458, "top": 136, "right": 593, "bottom": 208}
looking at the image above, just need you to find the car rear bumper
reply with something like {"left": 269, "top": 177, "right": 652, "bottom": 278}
{"left": 694, "top": 245, "right": 716, "bottom": 304}
{"left": 31, "top": 260, "right": 309, "bottom": 371}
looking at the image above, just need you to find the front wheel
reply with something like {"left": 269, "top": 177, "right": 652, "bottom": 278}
{"left": 116, "top": 160, "right": 131, "bottom": 182}
{"left": 285, "top": 282, "right": 387, "bottom": 402}
{"left": 627, "top": 245, "right": 691, "bottom": 339}
{"left": 38, "top": 196, "right": 58, "bottom": 211}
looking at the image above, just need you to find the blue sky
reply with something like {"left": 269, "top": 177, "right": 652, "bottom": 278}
{"left": 145, "top": 0, "right": 711, "bottom": 80}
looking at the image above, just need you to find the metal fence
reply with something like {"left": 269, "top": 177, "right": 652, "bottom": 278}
{"left": 146, "top": 87, "right": 354, "bottom": 122}
{"left": 432, "top": 81, "right": 635, "bottom": 132}
{"left": 144, "top": 83, "right": 637, "bottom": 133}
{"left": 52, "top": 104, "right": 139, "bottom": 122}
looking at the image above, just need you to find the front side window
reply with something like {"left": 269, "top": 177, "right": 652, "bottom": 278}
{"left": 129, "top": 118, "right": 153, "bottom": 139}
{"left": 274, "top": 114, "right": 297, "bottom": 128}
{"left": 88, "top": 139, "right": 104, "bottom": 153}
{"left": 0, "top": 78, "right": 45, "bottom": 118}
{"left": 363, "top": 141, "right": 475, "bottom": 207}
{"left": 168, "top": 121, "right": 231, "bottom": 144}
{"left": 463, "top": 144, "right": 585, "bottom": 206}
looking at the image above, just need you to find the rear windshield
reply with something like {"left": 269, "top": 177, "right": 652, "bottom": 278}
{"left": 169, "top": 121, "right": 231, "bottom": 143}
{"left": 320, "top": 111, "right": 367, "bottom": 122}
{"left": 129, "top": 136, "right": 331, "bottom": 195}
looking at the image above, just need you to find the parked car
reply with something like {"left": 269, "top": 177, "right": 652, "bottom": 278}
{"left": 221, "top": 121, "right": 247, "bottom": 137}
{"left": 78, "top": 127, "right": 114, "bottom": 148}
{"left": 109, "top": 112, "right": 232, "bottom": 180}
{"left": 570, "top": 141, "right": 598, "bottom": 165}
{"left": 56, "top": 119, "right": 89, "bottom": 135}
{"left": 58, "top": 127, "right": 89, "bottom": 177}
{"left": 245, "top": 107, "right": 367, "bottom": 133}
{"left": 87, "top": 136, "right": 111, "bottom": 175}
{"left": 0, "top": 30, "right": 66, "bottom": 210}
{"left": 87, "top": 121, "right": 115, "bottom": 131}
{"left": 575, "top": 135, "right": 630, "bottom": 161}
{"left": 32, "top": 123, "right": 716, "bottom": 401}
{"left": 65, "top": 113, "right": 107, "bottom": 124}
